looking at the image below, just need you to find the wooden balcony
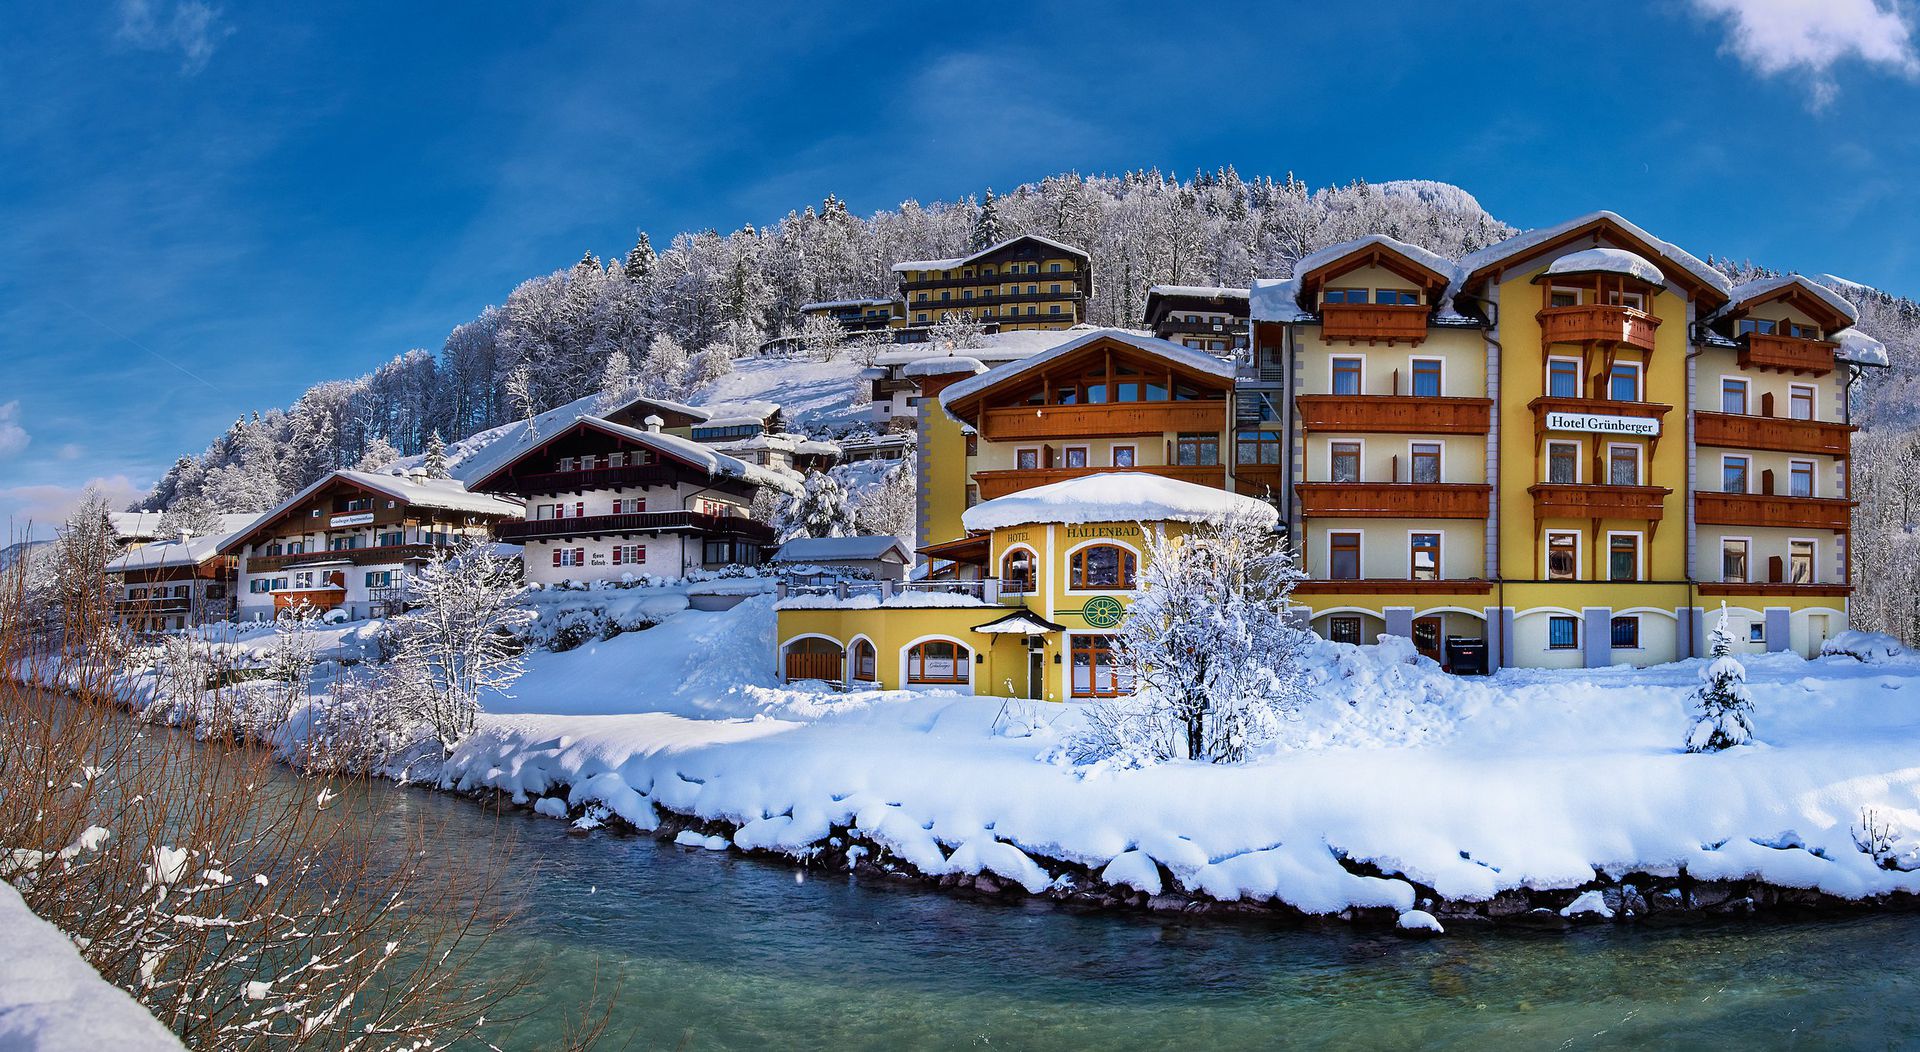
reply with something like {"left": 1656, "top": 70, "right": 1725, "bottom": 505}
{"left": 1297, "top": 395, "right": 1492, "bottom": 434}
{"left": 974, "top": 400, "right": 1227, "bottom": 441}
{"left": 1319, "top": 303, "right": 1430, "bottom": 345}
{"left": 246, "top": 544, "right": 442, "bottom": 572}
{"left": 1694, "top": 492, "right": 1854, "bottom": 531}
{"left": 498, "top": 511, "right": 776, "bottom": 543}
{"left": 973, "top": 464, "right": 1226, "bottom": 501}
{"left": 488, "top": 463, "right": 686, "bottom": 497}
{"left": 1294, "top": 483, "right": 1491, "bottom": 519}
{"left": 1529, "top": 484, "right": 1671, "bottom": 521}
{"left": 1693, "top": 412, "right": 1853, "bottom": 456}
{"left": 1696, "top": 582, "right": 1852, "bottom": 598}
{"left": 1737, "top": 333, "right": 1838, "bottom": 376}
{"left": 1537, "top": 305, "right": 1658, "bottom": 351}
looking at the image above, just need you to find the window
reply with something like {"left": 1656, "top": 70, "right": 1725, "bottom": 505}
{"left": 342, "top": 497, "right": 371, "bottom": 513}
{"left": 1547, "top": 531, "right": 1579, "bottom": 580}
{"left": 1331, "top": 357, "right": 1363, "bottom": 395}
{"left": 377, "top": 530, "right": 404, "bottom": 547}
{"left": 1790, "top": 539, "right": 1816, "bottom": 583}
{"left": 1235, "top": 431, "right": 1281, "bottom": 466}
{"left": 250, "top": 579, "right": 270, "bottom": 594}
{"left": 964, "top": 433, "right": 978, "bottom": 456}
{"left": 1720, "top": 538, "right": 1750, "bottom": 582}
{"left": 1548, "top": 616, "right": 1579, "bottom": 650}
{"left": 1789, "top": 460, "right": 1815, "bottom": 498}
{"left": 1749, "top": 622, "right": 1766, "bottom": 643}
{"left": 1721, "top": 378, "right": 1749, "bottom": 415}
{"left": 1547, "top": 441, "right": 1579, "bottom": 484}
{"left": 1548, "top": 359, "right": 1581, "bottom": 398}
{"left": 906, "top": 640, "right": 969, "bottom": 684}
{"left": 1071, "top": 635, "right": 1126, "bottom": 698}
{"left": 1071, "top": 545, "right": 1137, "bottom": 590}
{"left": 1738, "top": 318, "right": 1779, "bottom": 336}
{"left": 1549, "top": 287, "right": 1580, "bottom": 309}
{"left": 1111, "top": 445, "right": 1136, "bottom": 468}
{"left": 1323, "top": 442, "right": 1359, "bottom": 484}
{"left": 1063, "top": 446, "right": 1088, "bottom": 469}
{"left": 1722, "top": 455, "right": 1750, "bottom": 494}
{"left": 1001, "top": 549, "right": 1035, "bottom": 593}
{"left": 1410, "top": 359, "right": 1442, "bottom": 397}
{"left": 551, "top": 547, "right": 585, "bottom": 568}
{"left": 1375, "top": 288, "right": 1421, "bottom": 306}
{"left": 1328, "top": 616, "right": 1362, "bottom": 645}
{"left": 1608, "top": 362, "right": 1641, "bottom": 402}
{"left": 1610, "top": 616, "right": 1640, "bottom": 649}
{"left": 1789, "top": 385, "right": 1816, "bottom": 421}
{"left": 612, "top": 544, "right": 645, "bottom": 566}
{"left": 1329, "top": 532, "right": 1361, "bottom": 580}
{"left": 1016, "top": 448, "right": 1040, "bottom": 471}
{"left": 612, "top": 497, "right": 647, "bottom": 515}
{"left": 1788, "top": 321, "right": 1820, "bottom": 340}
{"left": 1410, "top": 532, "right": 1441, "bottom": 581}
{"left": 1175, "top": 433, "right": 1219, "bottom": 466}
{"left": 1608, "top": 445, "right": 1640, "bottom": 486}
{"left": 1410, "top": 442, "right": 1441, "bottom": 484}
{"left": 365, "top": 570, "right": 393, "bottom": 588}
{"left": 1324, "top": 287, "right": 1368, "bottom": 304}
{"left": 852, "top": 640, "right": 877, "bottom": 682}
{"left": 1609, "top": 534, "right": 1640, "bottom": 582}
{"left": 1609, "top": 290, "right": 1645, "bottom": 311}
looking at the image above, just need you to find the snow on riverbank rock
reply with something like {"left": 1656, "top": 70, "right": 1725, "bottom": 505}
{"left": 0, "top": 881, "right": 183, "bottom": 1050}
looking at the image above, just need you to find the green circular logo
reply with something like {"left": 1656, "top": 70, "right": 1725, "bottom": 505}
{"left": 1082, "top": 596, "right": 1125, "bottom": 628}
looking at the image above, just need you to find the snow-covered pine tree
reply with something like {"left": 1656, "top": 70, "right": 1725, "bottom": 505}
{"left": 778, "top": 470, "right": 856, "bottom": 541}
{"left": 1685, "top": 606, "right": 1757, "bottom": 753}
{"left": 422, "top": 430, "right": 450, "bottom": 479}
{"left": 355, "top": 436, "right": 401, "bottom": 473}
{"left": 598, "top": 347, "right": 636, "bottom": 400}
{"left": 1089, "top": 512, "right": 1309, "bottom": 765}
{"left": 798, "top": 313, "right": 847, "bottom": 360}
{"left": 852, "top": 454, "right": 917, "bottom": 540}
{"left": 970, "top": 188, "right": 1002, "bottom": 251}
{"left": 639, "top": 334, "right": 692, "bottom": 400}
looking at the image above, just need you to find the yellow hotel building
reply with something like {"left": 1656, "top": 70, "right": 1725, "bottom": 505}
{"left": 775, "top": 211, "right": 1883, "bottom": 692}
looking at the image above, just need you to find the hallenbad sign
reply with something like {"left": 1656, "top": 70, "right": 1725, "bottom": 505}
{"left": 1544, "top": 411, "right": 1660, "bottom": 437}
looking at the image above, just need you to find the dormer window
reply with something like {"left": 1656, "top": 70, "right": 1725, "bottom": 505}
{"left": 1374, "top": 289, "right": 1420, "bottom": 306}
{"left": 1323, "top": 287, "right": 1368, "bottom": 304}
{"left": 1738, "top": 318, "right": 1778, "bottom": 336}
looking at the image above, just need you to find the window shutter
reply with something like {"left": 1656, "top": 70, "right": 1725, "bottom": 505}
{"left": 551, "top": 548, "right": 562, "bottom": 567}
{"left": 575, "top": 502, "right": 585, "bottom": 518}
{"left": 611, "top": 546, "right": 622, "bottom": 566}
{"left": 574, "top": 548, "right": 584, "bottom": 566}
{"left": 636, "top": 546, "right": 646, "bottom": 564}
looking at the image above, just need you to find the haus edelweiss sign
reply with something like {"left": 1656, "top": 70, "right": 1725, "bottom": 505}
{"left": 1544, "top": 411, "right": 1661, "bottom": 437}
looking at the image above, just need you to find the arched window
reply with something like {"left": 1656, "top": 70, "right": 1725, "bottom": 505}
{"left": 1001, "top": 548, "right": 1035, "bottom": 593}
{"left": 784, "top": 638, "right": 843, "bottom": 682}
{"left": 1070, "top": 544, "right": 1136, "bottom": 590}
{"left": 851, "top": 639, "right": 876, "bottom": 682}
{"left": 906, "top": 640, "right": 969, "bottom": 684}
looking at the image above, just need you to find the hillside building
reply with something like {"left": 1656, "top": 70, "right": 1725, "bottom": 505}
{"left": 106, "top": 526, "right": 245, "bottom": 635}
{"left": 1144, "top": 285, "right": 1250, "bottom": 356}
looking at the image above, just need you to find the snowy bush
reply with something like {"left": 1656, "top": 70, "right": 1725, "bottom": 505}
{"left": 388, "top": 538, "right": 537, "bottom": 751}
{"left": 776, "top": 470, "right": 856, "bottom": 541}
{"left": 1070, "top": 513, "right": 1309, "bottom": 766}
{"left": 296, "top": 669, "right": 426, "bottom": 775}
{"left": 1685, "top": 607, "right": 1756, "bottom": 753}
{"left": 1822, "top": 630, "right": 1910, "bottom": 664}
{"left": 1852, "top": 807, "right": 1910, "bottom": 870}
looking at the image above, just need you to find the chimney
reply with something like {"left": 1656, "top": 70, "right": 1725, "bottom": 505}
{"left": 177, "top": 528, "right": 192, "bottom": 544}
{"left": 644, "top": 414, "right": 664, "bottom": 433}
{"left": 406, "top": 466, "right": 429, "bottom": 481}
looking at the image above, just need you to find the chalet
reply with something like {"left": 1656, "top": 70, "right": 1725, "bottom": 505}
{"left": 1143, "top": 285, "right": 1250, "bottom": 356}
{"left": 797, "top": 296, "right": 903, "bottom": 334}
{"left": 105, "top": 525, "right": 246, "bottom": 634}
{"left": 468, "top": 414, "right": 798, "bottom": 585}
{"left": 221, "top": 470, "right": 522, "bottom": 621}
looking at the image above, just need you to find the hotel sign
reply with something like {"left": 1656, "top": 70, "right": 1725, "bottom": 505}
{"left": 1544, "top": 411, "right": 1660, "bottom": 438}
{"left": 330, "top": 512, "right": 376, "bottom": 527}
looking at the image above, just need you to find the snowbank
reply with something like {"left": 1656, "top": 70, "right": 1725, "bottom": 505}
{"left": 0, "top": 881, "right": 182, "bottom": 1050}
{"left": 1545, "top": 248, "right": 1665, "bottom": 286}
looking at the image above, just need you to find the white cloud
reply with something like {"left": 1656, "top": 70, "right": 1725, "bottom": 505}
{"left": 0, "top": 402, "right": 28, "bottom": 459}
{"left": 115, "top": 0, "right": 232, "bottom": 75}
{"left": 1693, "top": 0, "right": 1920, "bottom": 105}
{"left": 0, "top": 476, "right": 148, "bottom": 537}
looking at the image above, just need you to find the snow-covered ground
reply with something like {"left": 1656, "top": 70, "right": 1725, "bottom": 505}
{"left": 0, "top": 881, "right": 182, "bottom": 1051}
{"left": 439, "top": 598, "right": 1920, "bottom": 916}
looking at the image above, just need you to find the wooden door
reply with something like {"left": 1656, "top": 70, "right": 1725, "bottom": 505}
{"left": 1412, "top": 616, "right": 1443, "bottom": 664}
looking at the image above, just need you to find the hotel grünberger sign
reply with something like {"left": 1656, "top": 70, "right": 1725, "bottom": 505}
{"left": 1544, "top": 411, "right": 1661, "bottom": 437}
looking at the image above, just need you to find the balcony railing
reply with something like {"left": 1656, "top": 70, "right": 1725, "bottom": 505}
{"left": 488, "top": 463, "right": 684, "bottom": 497}
{"left": 973, "top": 399, "right": 1228, "bottom": 441}
{"left": 1293, "top": 579, "right": 1494, "bottom": 596}
{"left": 1529, "top": 483, "right": 1672, "bottom": 520}
{"left": 1158, "top": 318, "right": 1247, "bottom": 337}
{"left": 1319, "top": 303, "right": 1430, "bottom": 345}
{"left": 1538, "top": 304, "right": 1659, "bottom": 351}
{"left": 246, "top": 544, "right": 443, "bottom": 572}
{"left": 498, "top": 511, "right": 776, "bottom": 543}
{"left": 899, "top": 270, "right": 1085, "bottom": 290}
{"left": 1694, "top": 492, "right": 1854, "bottom": 531}
{"left": 1693, "top": 412, "right": 1853, "bottom": 456}
{"left": 906, "top": 290, "right": 1087, "bottom": 312}
{"left": 1737, "top": 332, "right": 1838, "bottom": 376}
{"left": 1296, "top": 395, "right": 1493, "bottom": 434}
{"left": 973, "top": 464, "right": 1226, "bottom": 501}
{"left": 1294, "top": 482, "right": 1491, "bottom": 519}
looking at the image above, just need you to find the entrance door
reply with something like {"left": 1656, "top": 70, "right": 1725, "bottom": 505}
{"left": 1028, "top": 646, "right": 1045, "bottom": 700}
{"left": 1412, "top": 616, "right": 1443, "bottom": 664}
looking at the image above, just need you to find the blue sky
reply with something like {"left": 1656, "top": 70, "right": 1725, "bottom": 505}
{"left": 4, "top": 0, "right": 1919, "bottom": 533}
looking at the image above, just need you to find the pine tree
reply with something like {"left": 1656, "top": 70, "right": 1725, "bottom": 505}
{"left": 422, "top": 430, "right": 450, "bottom": 479}
{"left": 970, "top": 188, "right": 1002, "bottom": 251}
{"left": 777, "top": 470, "right": 856, "bottom": 541}
{"left": 1685, "top": 606, "right": 1757, "bottom": 752}
{"left": 625, "top": 232, "right": 655, "bottom": 283}
{"left": 598, "top": 348, "right": 635, "bottom": 400}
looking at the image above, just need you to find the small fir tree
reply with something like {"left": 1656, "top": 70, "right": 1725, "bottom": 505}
{"left": 777, "top": 470, "right": 856, "bottom": 541}
{"left": 1685, "top": 605, "right": 1757, "bottom": 753}
{"left": 970, "top": 188, "right": 1002, "bottom": 251}
{"left": 422, "top": 430, "right": 450, "bottom": 479}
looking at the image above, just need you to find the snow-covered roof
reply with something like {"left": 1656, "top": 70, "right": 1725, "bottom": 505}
{"left": 1455, "top": 210, "right": 1732, "bottom": 301}
{"left": 800, "top": 297, "right": 895, "bottom": 311}
{"left": 960, "top": 472, "right": 1278, "bottom": 532}
{"left": 972, "top": 609, "right": 1068, "bottom": 635}
{"left": 890, "top": 233, "right": 1089, "bottom": 274}
{"left": 220, "top": 470, "right": 523, "bottom": 554}
{"left": 1834, "top": 328, "right": 1891, "bottom": 367}
{"left": 697, "top": 399, "right": 780, "bottom": 422}
{"left": 772, "top": 536, "right": 911, "bottom": 563}
{"left": 1147, "top": 284, "right": 1249, "bottom": 300}
{"left": 1544, "top": 248, "right": 1666, "bottom": 286}
{"left": 903, "top": 356, "right": 985, "bottom": 378}
{"left": 108, "top": 512, "right": 164, "bottom": 540}
{"left": 105, "top": 528, "right": 241, "bottom": 573}
{"left": 610, "top": 394, "right": 714, "bottom": 423}
{"left": 1248, "top": 234, "right": 1460, "bottom": 323}
{"left": 582, "top": 417, "right": 805, "bottom": 493}
{"left": 697, "top": 416, "right": 770, "bottom": 430}
{"left": 1719, "top": 274, "right": 1860, "bottom": 326}
{"left": 938, "top": 328, "right": 1234, "bottom": 413}
{"left": 870, "top": 326, "right": 1116, "bottom": 368}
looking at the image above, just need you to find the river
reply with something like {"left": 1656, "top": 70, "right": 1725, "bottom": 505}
{"left": 367, "top": 784, "right": 1920, "bottom": 1050}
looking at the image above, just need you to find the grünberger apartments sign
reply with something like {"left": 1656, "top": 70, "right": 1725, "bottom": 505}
{"left": 1544, "top": 411, "right": 1660, "bottom": 437}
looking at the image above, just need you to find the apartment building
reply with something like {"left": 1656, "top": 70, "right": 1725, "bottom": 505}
{"left": 222, "top": 470, "right": 522, "bottom": 621}
{"left": 895, "top": 235, "right": 1091, "bottom": 331}
{"left": 796, "top": 296, "right": 902, "bottom": 333}
{"left": 1144, "top": 285, "right": 1250, "bottom": 356}
{"left": 106, "top": 527, "right": 243, "bottom": 635}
